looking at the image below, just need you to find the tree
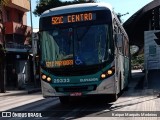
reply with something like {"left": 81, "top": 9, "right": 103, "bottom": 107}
{"left": 131, "top": 54, "right": 144, "bottom": 69}
{"left": 0, "top": 0, "right": 9, "bottom": 93}
{"left": 33, "top": 0, "right": 96, "bottom": 16}
{"left": 0, "top": 0, "right": 9, "bottom": 44}
{"left": 0, "top": 0, "right": 9, "bottom": 6}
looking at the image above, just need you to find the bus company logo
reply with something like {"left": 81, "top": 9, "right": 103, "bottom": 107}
{"left": 2, "top": 112, "right": 11, "bottom": 117}
{"left": 80, "top": 78, "right": 98, "bottom": 82}
{"left": 1, "top": 112, "right": 42, "bottom": 118}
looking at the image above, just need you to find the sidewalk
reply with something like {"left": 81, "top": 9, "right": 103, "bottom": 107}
{"left": 0, "top": 84, "right": 41, "bottom": 97}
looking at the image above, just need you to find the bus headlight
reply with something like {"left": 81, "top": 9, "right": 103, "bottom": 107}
{"left": 47, "top": 77, "right": 52, "bottom": 82}
{"left": 41, "top": 74, "right": 52, "bottom": 83}
{"left": 101, "top": 74, "right": 106, "bottom": 79}
{"left": 42, "top": 75, "right": 47, "bottom": 80}
{"left": 107, "top": 70, "right": 113, "bottom": 75}
{"left": 100, "top": 66, "right": 115, "bottom": 80}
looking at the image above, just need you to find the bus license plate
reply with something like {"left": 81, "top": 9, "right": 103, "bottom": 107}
{"left": 70, "top": 92, "right": 82, "bottom": 96}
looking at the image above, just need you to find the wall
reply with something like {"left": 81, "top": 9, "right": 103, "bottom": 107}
{"left": 10, "top": 0, "right": 30, "bottom": 12}
{"left": 144, "top": 30, "right": 160, "bottom": 70}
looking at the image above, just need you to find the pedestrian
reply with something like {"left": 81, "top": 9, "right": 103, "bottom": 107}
{"left": 11, "top": 68, "right": 18, "bottom": 89}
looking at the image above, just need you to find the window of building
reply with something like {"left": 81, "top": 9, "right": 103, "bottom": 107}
{"left": 18, "top": 13, "right": 23, "bottom": 23}
{"left": 149, "top": 45, "right": 156, "bottom": 56}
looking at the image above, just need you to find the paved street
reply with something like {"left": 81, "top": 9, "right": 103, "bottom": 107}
{"left": 0, "top": 70, "right": 160, "bottom": 120}
{"left": 0, "top": 92, "right": 60, "bottom": 120}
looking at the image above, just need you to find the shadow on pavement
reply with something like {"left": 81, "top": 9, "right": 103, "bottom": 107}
{"left": 148, "top": 70, "right": 160, "bottom": 90}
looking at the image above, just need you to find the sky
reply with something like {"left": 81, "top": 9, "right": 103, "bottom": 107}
{"left": 27, "top": 0, "right": 153, "bottom": 29}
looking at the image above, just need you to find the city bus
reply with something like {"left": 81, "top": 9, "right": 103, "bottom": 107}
{"left": 39, "top": 3, "right": 130, "bottom": 104}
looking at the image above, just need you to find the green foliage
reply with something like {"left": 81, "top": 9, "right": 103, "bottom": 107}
{"left": 0, "top": 0, "right": 10, "bottom": 6}
{"left": 131, "top": 54, "right": 144, "bottom": 69}
{"left": 33, "top": 0, "right": 96, "bottom": 16}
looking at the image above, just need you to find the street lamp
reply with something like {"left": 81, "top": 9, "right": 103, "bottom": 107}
{"left": 117, "top": 12, "right": 129, "bottom": 23}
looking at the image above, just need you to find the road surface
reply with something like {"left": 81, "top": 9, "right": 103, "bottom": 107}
{"left": 0, "top": 71, "right": 160, "bottom": 120}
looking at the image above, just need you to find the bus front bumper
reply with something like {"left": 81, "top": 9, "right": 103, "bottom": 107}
{"left": 41, "top": 75, "right": 116, "bottom": 98}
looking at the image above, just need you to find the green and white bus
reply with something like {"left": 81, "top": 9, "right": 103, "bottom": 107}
{"left": 39, "top": 3, "right": 130, "bottom": 103}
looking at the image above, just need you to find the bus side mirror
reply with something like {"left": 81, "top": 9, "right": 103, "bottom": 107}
{"left": 115, "top": 34, "right": 123, "bottom": 48}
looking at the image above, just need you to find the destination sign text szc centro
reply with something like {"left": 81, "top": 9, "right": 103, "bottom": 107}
{"left": 52, "top": 12, "right": 96, "bottom": 25}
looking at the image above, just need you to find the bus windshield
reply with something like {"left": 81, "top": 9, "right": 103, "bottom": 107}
{"left": 40, "top": 24, "right": 112, "bottom": 68}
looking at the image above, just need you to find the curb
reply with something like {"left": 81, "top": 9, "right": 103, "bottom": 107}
{"left": 0, "top": 88, "right": 42, "bottom": 97}
{"left": 27, "top": 88, "right": 41, "bottom": 94}
{"left": 0, "top": 91, "right": 28, "bottom": 97}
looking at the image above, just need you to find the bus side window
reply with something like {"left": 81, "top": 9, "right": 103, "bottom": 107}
{"left": 115, "top": 33, "right": 123, "bottom": 54}
{"left": 126, "top": 41, "right": 129, "bottom": 57}
{"left": 114, "top": 20, "right": 123, "bottom": 54}
{"left": 122, "top": 35, "right": 125, "bottom": 56}
{"left": 123, "top": 36, "right": 129, "bottom": 57}
{"left": 114, "top": 26, "right": 118, "bottom": 33}
{"left": 120, "top": 35, "right": 123, "bottom": 55}
{"left": 119, "top": 29, "right": 123, "bottom": 55}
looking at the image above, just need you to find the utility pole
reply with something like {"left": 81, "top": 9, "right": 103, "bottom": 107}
{"left": 29, "top": 0, "right": 37, "bottom": 87}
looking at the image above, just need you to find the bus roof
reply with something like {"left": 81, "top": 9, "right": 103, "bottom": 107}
{"left": 40, "top": 3, "right": 113, "bottom": 18}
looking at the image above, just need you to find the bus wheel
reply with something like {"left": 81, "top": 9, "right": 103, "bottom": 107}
{"left": 109, "top": 78, "right": 120, "bottom": 102}
{"left": 119, "top": 75, "right": 122, "bottom": 94}
{"left": 59, "top": 96, "right": 69, "bottom": 104}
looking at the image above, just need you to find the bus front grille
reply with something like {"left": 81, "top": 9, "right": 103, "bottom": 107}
{"left": 55, "top": 85, "right": 97, "bottom": 92}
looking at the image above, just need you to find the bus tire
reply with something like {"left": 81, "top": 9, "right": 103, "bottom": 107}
{"left": 110, "top": 75, "right": 120, "bottom": 102}
{"left": 59, "top": 96, "right": 69, "bottom": 104}
{"left": 119, "top": 74, "right": 122, "bottom": 93}
{"left": 124, "top": 73, "right": 130, "bottom": 91}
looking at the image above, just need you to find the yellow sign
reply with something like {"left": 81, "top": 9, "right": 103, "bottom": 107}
{"left": 46, "top": 60, "right": 73, "bottom": 67}
{"left": 52, "top": 12, "right": 95, "bottom": 25}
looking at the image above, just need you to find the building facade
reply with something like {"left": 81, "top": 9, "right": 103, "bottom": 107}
{"left": 144, "top": 30, "right": 160, "bottom": 70}
{"left": 0, "top": 0, "right": 32, "bottom": 89}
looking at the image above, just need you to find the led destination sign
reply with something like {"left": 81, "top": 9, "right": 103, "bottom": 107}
{"left": 52, "top": 12, "right": 96, "bottom": 25}
{"left": 46, "top": 60, "right": 74, "bottom": 68}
